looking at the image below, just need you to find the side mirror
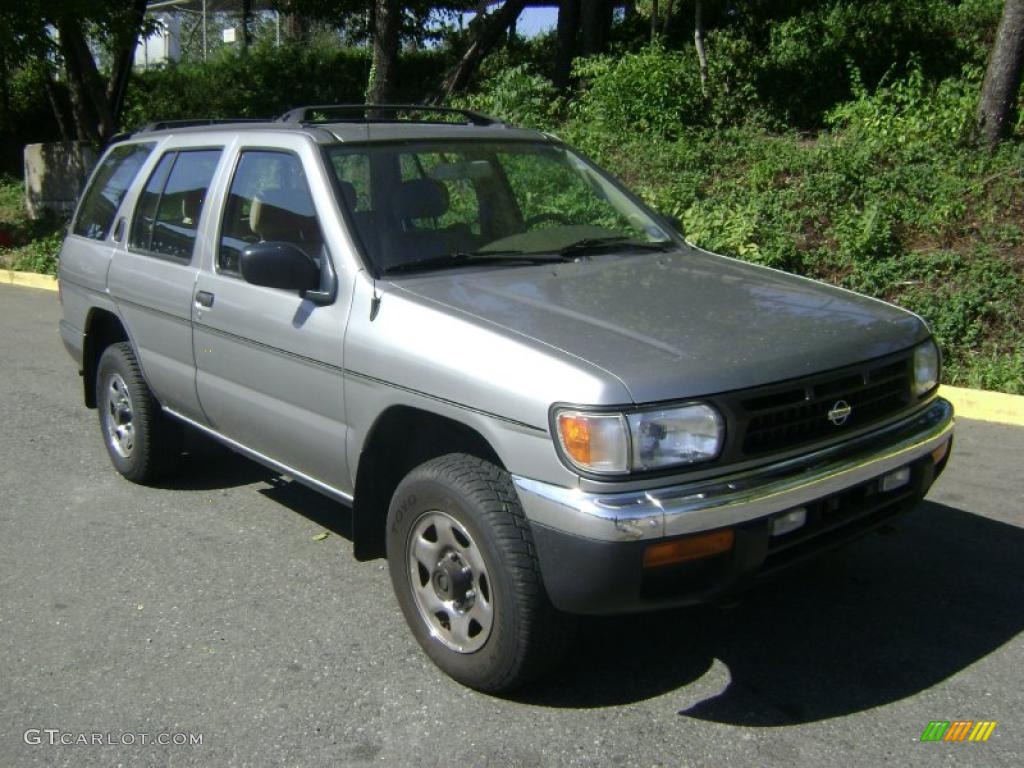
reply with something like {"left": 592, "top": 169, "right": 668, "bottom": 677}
{"left": 240, "top": 242, "right": 320, "bottom": 293}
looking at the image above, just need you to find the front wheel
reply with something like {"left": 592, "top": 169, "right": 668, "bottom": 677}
{"left": 386, "top": 454, "right": 573, "bottom": 692}
{"left": 96, "top": 342, "right": 180, "bottom": 484}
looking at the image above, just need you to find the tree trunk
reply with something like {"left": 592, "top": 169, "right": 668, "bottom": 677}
{"left": 662, "top": 0, "right": 675, "bottom": 41}
{"left": 0, "top": 43, "right": 7, "bottom": 122}
{"left": 694, "top": 0, "right": 708, "bottom": 94}
{"left": 57, "top": 4, "right": 147, "bottom": 145}
{"left": 977, "top": 0, "right": 1024, "bottom": 147}
{"left": 61, "top": 61, "right": 96, "bottom": 143}
{"left": 555, "top": 0, "right": 581, "bottom": 89}
{"left": 106, "top": 0, "right": 149, "bottom": 134}
{"left": 433, "top": 0, "right": 528, "bottom": 102}
{"left": 43, "top": 70, "right": 71, "bottom": 143}
{"left": 241, "top": 0, "right": 253, "bottom": 49}
{"left": 56, "top": 19, "right": 106, "bottom": 143}
{"left": 650, "top": 0, "right": 658, "bottom": 43}
{"left": 581, "top": 0, "right": 613, "bottom": 56}
{"left": 367, "top": 0, "right": 400, "bottom": 103}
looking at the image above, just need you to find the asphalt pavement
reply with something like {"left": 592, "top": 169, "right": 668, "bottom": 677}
{"left": 1, "top": 282, "right": 1021, "bottom": 767}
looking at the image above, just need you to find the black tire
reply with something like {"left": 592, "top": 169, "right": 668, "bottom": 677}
{"left": 386, "top": 453, "right": 573, "bottom": 693}
{"left": 96, "top": 342, "right": 181, "bottom": 484}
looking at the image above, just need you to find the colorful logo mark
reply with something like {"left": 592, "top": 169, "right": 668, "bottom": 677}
{"left": 920, "top": 721, "right": 997, "bottom": 742}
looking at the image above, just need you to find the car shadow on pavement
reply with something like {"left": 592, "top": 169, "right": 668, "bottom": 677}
{"left": 156, "top": 428, "right": 355, "bottom": 538}
{"left": 154, "top": 429, "right": 273, "bottom": 491}
{"left": 515, "top": 501, "right": 1024, "bottom": 723}
{"left": 257, "top": 477, "right": 354, "bottom": 541}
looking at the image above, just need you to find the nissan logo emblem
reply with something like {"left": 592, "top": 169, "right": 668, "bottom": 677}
{"left": 828, "top": 400, "right": 853, "bottom": 426}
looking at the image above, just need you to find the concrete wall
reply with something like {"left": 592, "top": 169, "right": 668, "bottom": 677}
{"left": 23, "top": 142, "right": 98, "bottom": 220}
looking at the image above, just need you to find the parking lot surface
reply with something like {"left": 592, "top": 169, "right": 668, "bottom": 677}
{"left": 1, "top": 282, "right": 1021, "bottom": 767}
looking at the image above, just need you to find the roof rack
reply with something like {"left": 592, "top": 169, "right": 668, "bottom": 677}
{"left": 276, "top": 104, "right": 504, "bottom": 127}
{"left": 136, "top": 118, "right": 269, "bottom": 133}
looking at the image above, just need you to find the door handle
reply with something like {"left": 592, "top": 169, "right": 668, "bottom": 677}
{"left": 195, "top": 290, "right": 215, "bottom": 308}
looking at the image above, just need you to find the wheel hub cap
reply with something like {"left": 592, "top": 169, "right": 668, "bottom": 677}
{"left": 432, "top": 552, "right": 473, "bottom": 604}
{"left": 407, "top": 510, "right": 494, "bottom": 654}
{"left": 104, "top": 373, "right": 135, "bottom": 459}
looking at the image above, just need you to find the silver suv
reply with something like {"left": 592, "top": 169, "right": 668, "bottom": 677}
{"left": 58, "top": 105, "right": 954, "bottom": 692}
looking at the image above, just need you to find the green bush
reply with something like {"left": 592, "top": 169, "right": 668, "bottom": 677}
{"left": 0, "top": 177, "right": 64, "bottom": 276}
{"left": 8, "top": 231, "right": 62, "bottom": 276}
{"left": 826, "top": 62, "right": 979, "bottom": 151}
{"left": 571, "top": 46, "right": 706, "bottom": 138}
{"left": 455, "top": 64, "right": 564, "bottom": 129}
{"left": 122, "top": 43, "right": 447, "bottom": 127}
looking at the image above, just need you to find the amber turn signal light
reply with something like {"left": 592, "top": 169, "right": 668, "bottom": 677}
{"left": 557, "top": 412, "right": 592, "bottom": 465}
{"left": 643, "top": 529, "right": 735, "bottom": 569}
{"left": 931, "top": 439, "right": 950, "bottom": 465}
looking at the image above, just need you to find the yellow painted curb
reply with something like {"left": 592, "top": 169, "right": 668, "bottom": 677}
{"left": 940, "top": 385, "right": 1024, "bottom": 426}
{"left": 3, "top": 269, "right": 58, "bottom": 292}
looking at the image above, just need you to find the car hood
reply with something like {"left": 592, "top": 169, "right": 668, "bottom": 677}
{"left": 388, "top": 248, "right": 928, "bottom": 404}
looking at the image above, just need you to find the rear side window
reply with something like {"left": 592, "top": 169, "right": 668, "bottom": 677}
{"left": 73, "top": 143, "right": 154, "bottom": 240}
{"left": 129, "top": 149, "right": 222, "bottom": 262}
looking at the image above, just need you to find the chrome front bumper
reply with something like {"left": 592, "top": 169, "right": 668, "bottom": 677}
{"left": 513, "top": 398, "right": 954, "bottom": 543}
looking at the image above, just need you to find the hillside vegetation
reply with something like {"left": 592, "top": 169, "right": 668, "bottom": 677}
{"left": 456, "top": 1, "right": 1024, "bottom": 393}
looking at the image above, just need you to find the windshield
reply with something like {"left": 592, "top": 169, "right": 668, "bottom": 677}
{"left": 325, "top": 140, "right": 677, "bottom": 274}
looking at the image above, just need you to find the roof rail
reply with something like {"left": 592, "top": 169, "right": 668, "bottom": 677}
{"left": 277, "top": 104, "right": 504, "bottom": 127}
{"left": 135, "top": 118, "right": 268, "bottom": 133}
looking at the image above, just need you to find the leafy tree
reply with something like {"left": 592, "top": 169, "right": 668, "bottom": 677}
{"left": 0, "top": 0, "right": 151, "bottom": 144}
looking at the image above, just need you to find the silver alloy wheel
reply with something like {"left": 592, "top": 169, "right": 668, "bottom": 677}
{"left": 407, "top": 510, "right": 494, "bottom": 653}
{"left": 104, "top": 372, "right": 135, "bottom": 459}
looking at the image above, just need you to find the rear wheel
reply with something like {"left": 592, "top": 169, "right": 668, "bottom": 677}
{"left": 96, "top": 342, "right": 180, "bottom": 483}
{"left": 386, "top": 453, "right": 573, "bottom": 692}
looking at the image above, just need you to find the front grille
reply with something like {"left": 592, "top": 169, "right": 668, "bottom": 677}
{"left": 735, "top": 355, "right": 913, "bottom": 457}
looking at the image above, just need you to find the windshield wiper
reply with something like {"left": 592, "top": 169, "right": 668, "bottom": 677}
{"left": 555, "top": 236, "right": 674, "bottom": 257}
{"left": 382, "top": 250, "right": 566, "bottom": 275}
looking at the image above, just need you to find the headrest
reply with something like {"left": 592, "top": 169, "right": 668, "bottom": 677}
{"left": 250, "top": 189, "right": 315, "bottom": 240}
{"left": 395, "top": 178, "right": 449, "bottom": 221}
{"left": 180, "top": 189, "right": 204, "bottom": 226}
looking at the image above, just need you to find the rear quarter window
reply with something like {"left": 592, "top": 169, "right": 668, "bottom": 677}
{"left": 73, "top": 143, "right": 155, "bottom": 240}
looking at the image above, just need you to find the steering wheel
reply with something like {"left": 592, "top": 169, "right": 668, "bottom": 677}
{"left": 523, "top": 212, "right": 570, "bottom": 229}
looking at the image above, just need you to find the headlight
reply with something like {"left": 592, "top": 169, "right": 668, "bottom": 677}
{"left": 627, "top": 405, "right": 724, "bottom": 470}
{"left": 913, "top": 339, "right": 940, "bottom": 397}
{"left": 554, "top": 403, "right": 724, "bottom": 475}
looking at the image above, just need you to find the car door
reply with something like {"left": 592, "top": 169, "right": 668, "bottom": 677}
{"left": 107, "top": 143, "right": 225, "bottom": 421}
{"left": 191, "top": 137, "right": 354, "bottom": 495}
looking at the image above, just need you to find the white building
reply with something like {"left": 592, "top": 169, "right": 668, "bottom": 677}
{"left": 134, "top": 13, "right": 182, "bottom": 68}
